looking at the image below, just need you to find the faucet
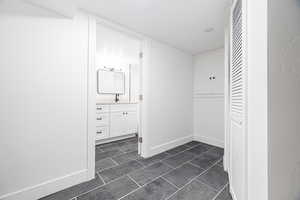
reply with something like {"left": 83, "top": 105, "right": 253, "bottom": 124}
{"left": 115, "top": 94, "right": 120, "bottom": 103}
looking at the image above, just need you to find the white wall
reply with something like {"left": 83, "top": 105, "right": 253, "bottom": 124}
{"left": 193, "top": 48, "right": 225, "bottom": 147}
{"left": 96, "top": 24, "right": 140, "bottom": 103}
{"left": 142, "top": 40, "right": 193, "bottom": 157}
{"left": 0, "top": 14, "right": 94, "bottom": 200}
{"left": 268, "top": 0, "right": 300, "bottom": 199}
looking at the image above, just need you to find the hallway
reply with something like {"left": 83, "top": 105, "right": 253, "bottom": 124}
{"left": 41, "top": 138, "right": 232, "bottom": 200}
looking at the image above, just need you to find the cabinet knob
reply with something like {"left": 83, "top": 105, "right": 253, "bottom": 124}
{"left": 97, "top": 131, "right": 102, "bottom": 134}
{"left": 97, "top": 117, "right": 102, "bottom": 120}
{"left": 97, "top": 107, "right": 102, "bottom": 110}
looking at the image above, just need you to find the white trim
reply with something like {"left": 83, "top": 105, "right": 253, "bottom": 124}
{"left": 146, "top": 135, "right": 193, "bottom": 158}
{"left": 95, "top": 133, "right": 136, "bottom": 145}
{"left": 86, "top": 14, "right": 96, "bottom": 180}
{"left": 137, "top": 42, "right": 143, "bottom": 156}
{"left": 127, "top": 175, "right": 142, "bottom": 188}
{"left": 193, "top": 93, "right": 224, "bottom": 100}
{"left": 230, "top": 184, "right": 238, "bottom": 200}
{"left": 224, "top": 26, "right": 230, "bottom": 172}
{"left": 193, "top": 135, "right": 224, "bottom": 148}
{"left": 0, "top": 170, "right": 87, "bottom": 200}
{"left": 139, "top": 40, "right": 150, "bottom": 158}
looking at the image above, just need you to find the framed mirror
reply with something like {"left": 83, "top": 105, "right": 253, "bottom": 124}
{"left": 97, "top": 69, "right": 125, "bottom": 94}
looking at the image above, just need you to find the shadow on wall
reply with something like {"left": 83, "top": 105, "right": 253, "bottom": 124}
{"left": 292, "top": 162, "right": 300, "bottom": 200}
{"left": 280, "top": 36, "right": 300, "bottom": 81}
{"left": 292, "top": 1, "right": 300, "bottom": 199}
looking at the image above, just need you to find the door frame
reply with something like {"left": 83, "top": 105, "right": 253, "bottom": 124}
{"left": 224, "top": 26, "right": 230, "bottom": 172}
{"left": 91, "top": 14, "right": 148, "bottom": 158}
{"left": 87, "top": 15, "right": 96, "bottom": 180}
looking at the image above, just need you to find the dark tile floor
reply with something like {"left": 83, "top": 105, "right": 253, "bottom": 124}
{"left": 40, "top": 137, "right": 232, "bottom": 200}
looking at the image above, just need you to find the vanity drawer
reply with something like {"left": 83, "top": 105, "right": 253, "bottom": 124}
{"left": 96, "top": 113, "right": 109, "bottom": 126}
{"left": 96, "top": 104, "right": 109, "bottom": 113}
{"left": 96, "top": 126, "right": 109, "bottom": 140}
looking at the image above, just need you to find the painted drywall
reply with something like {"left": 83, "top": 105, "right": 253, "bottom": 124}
{"left": 246, "top": 0, "right": 268, "bottom": 199}
{"left": 268, "top": 0, "right": 300, "bottom": 199}
{"left": 193, "top": 48, "right": 225, "bottom": 147}
{"left": 0, "top": 14, "right": 93, "bottom": 199}
{"left": 142, "top": 40, "right": 193, "bottom": 157}
{"left": 79, "top": 0, "right": 230, "bottom": 54}
{"left": 96, "top": 24, "right": 140, "bottom": 103}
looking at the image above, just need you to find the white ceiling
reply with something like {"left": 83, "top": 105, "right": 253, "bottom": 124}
{"left": 1, "top": 0, "right": 231, "bottom": 54}
{"left": 79, "top": 0, "right": 231, "bottom": 55}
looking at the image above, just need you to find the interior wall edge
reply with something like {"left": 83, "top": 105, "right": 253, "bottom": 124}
{"left": 147, "top": 134, "right": 193, "bottom": 158}
{"left": 193, "top": 134, "right": 224, "bottom": 148}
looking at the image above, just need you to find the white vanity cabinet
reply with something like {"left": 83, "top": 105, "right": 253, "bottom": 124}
{"left": 95, "top": 103, "right": 138, "bottom": 141}
{"left": 110, "top": 111, "right": 138, "bottom": 137}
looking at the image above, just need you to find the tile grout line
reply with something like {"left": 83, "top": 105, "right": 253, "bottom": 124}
{"left": 161, "top": 161, "right": 177, "bottom": 169}
{"left": 125, "top": 157, "right": 197, "bottom": 188}
{"left": 96, "top": 172, "right": 107, "bottom": 185}
{"left": 72, "top": 140, "right": 162, "bottom": 199}
{"left": 212, "top": 183, "right": 229, "bottom": 200}
{"left": 194, "top": 179, "right": 220, "bottom": 192}
{"left": 130, "top": 167, "right": 174, "bottom": 189}
{"left": 109, "top": 149, "right": 138, "bottom": 161}
{"left": 187, "top": 161, "right": 207, "bottom": 170}
{"left": 127, "top": 174, "right": 142, "bottom": 188}
{"left": 118, "top": 146, "right": 127, "bottom": 154}
{"left": 160, "top": 177, "right": 180, "bottom": 189}
{"left": 97, "top": 143, "right": 201, "bottom": 183}
{"left": 99, "top": 143, "right": 216, "bottom": 189}
{"left": 77, "top": 152, "right": 217, "bottom": 200}
{"left": 131, "top": 143, "right": 208, "bottom": 168}
{"left": 134, "top": 159, "right": 146, "bottom": 167}
{"left": 119, "top": 155, "right": 222, "bottom": 200}
{"left": 118, "top": 158, "right": 200, "bottom": 200}
{"left": 74, "top": 173, "right": 133, "bottom": 199}
{"left": 117, "top": 178, "right": 147, "bottom": 200}
{"left": 164, "top": 158, "right": 223, "bottom": 200}
{"left": 76, "top": 142, "right": 220, "bottom": 200}
{"left": 110, "top": 157, "right": 120, "bottom": 165}
{"left": 95, "top": 159, "right": 119, "bottom": 173}
{"left": 96, "top": 142, "right": 208, "bottom": 176}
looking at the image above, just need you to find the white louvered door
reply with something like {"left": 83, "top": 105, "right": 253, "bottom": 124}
{"left": 229, "top": 0, "right": 247, "bottom": 199}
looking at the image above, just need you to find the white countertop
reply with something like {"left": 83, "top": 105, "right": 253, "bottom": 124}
{"left": 96, "top": 102, "right": 138, "bottom": 105}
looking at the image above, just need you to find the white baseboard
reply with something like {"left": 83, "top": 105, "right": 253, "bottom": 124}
{"left": 1, "top": 170, "right": 90, "bottom": 200}
{"left": 193, "top": 135, "right": 224, "bottom": 148}
{"left": 96, "top": 133, "right": 136, "bottom": 145}
{"left": 146, "top": 135, "right": 193, "bottom": 158}
{"left": 230, "top": 184, "right": 238, "bottom": 200}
